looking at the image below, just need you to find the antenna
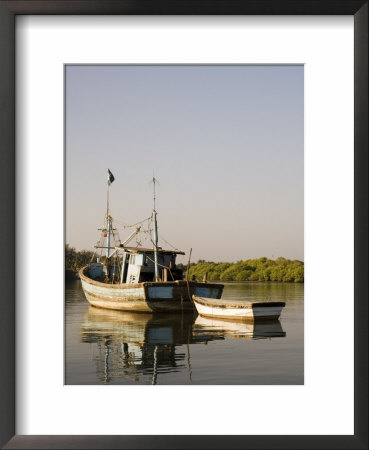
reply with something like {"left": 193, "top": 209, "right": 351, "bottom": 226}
{"left": 150, "top": 173, "right": 160, "bottom": 211}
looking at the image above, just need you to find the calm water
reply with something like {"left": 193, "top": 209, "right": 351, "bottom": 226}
{"left": 65, "top": 281, "right": 304, "bottom": 385}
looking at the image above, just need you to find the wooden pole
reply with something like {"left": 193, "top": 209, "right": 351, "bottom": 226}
{"left": 185, "top": 248, "right": 192, "bottom": 281}
{"left": 186, "top": 248, "right": 193, "bottom": 303}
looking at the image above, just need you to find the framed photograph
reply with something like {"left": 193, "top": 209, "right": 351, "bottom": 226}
{"left": 64, "top": 63, "right": 304, "bottom": 388}
{"left": 0, "top": 1, "right": 367, "bottom": 449}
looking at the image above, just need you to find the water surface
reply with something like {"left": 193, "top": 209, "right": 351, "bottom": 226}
{"left": 65, "top": 281, "right": 303, "bottom": 384}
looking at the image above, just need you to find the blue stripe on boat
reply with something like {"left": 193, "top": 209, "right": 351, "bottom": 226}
{"left": 195, "top": 287, "right": 219, "bottom": 298}
{"left": 147, "top": 286, "right": 174, "bottom": 299}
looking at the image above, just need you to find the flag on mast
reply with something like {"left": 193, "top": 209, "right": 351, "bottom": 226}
{"left": 107, "top": 169, "right": 115, "bottom": 186}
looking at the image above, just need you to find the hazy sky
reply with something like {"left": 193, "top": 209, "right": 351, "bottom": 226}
{"left": 66, "top": 65, "right": 303, "bottom": 263}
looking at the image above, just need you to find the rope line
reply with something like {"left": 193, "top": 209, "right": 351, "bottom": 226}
{"left": 114, "top": 216, "right": 151, "bottom": 229}
{"left": 159, "top": 234, "right": 179, "bottom": 251}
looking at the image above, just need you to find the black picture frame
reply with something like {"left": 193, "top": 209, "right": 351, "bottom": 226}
{"left": 0, "top": 1, "right": 367, "bottom": 449}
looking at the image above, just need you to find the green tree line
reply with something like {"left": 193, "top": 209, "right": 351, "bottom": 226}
{"left": 188, "top": 257, "right": 304, "bottom": 283}
{"left": 65, "top": 245, "right": 304, "bottom": 283}
{"left": 65, "top": 244, "right": 94, "bottom": 279}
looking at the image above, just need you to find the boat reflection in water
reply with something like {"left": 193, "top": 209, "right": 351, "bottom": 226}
{"left": 80, "top": 306, "right": 286, "bottom": 384}
{"left": 193, "top": 315, "right": 286, "bottom": 341}
{"left": 80, "top": 306, "right": 200, "bottom": 385}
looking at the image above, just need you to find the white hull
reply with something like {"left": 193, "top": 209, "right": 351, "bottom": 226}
{"left": 193, "top": 296, "right": 285, "bottom": 321}
{"left": 81, "top": 282, "right": 149, "bottom": 311}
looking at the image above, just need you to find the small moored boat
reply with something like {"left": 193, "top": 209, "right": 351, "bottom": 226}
{"left": 192, "top": 295, "right": 285, "bottom": 321}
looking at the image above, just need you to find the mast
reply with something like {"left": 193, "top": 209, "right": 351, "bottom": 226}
{"left": 152, "top": 176, "right": 159, "bottom": 281}
{"left": 106, "top": 169, "right": 115, "bottom": 259}
{"left": 106, "top": 215, "right": 112, "bottom": 258}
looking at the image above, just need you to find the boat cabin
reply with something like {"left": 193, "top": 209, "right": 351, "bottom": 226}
{"left": 88, "top": 246, "right": 185, "bottom": 284}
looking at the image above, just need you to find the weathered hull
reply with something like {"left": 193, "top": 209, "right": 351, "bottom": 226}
{"left": 79, "top": 266, "right": 223, "bottom": 312}
{"left": 193, "top": 296, "right": 285, "bottom": 321}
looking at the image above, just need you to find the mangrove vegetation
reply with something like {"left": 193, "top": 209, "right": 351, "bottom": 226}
{"left": 65, "top": 244, "right": 94, "bottom": 280}
{"left": 188, "top": 257, "right": 304, "bottom": 283}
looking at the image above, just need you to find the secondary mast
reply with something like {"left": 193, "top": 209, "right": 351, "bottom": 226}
{"left": 151, "top": 176, "right": 159, "bottom": 282}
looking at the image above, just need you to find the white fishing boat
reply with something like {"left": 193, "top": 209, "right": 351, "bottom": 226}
{"left": 192, "top": 295, "right": 285, "bottom": 321}
{"left": 79, "top": 171, "right": 223, "bottom": 312}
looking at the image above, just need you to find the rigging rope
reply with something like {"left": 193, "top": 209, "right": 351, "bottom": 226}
{"left": 159, "top": 234, "right": 179, "bottom": 251}
{"left": 114, "top": 216, "right": 151, "bottom": 229}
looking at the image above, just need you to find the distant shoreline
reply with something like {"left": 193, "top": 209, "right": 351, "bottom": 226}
{"left": 65, "top": 246, "right": 303, "bottom": 283}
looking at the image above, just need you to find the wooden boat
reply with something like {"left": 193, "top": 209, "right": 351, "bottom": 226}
{"left": 79, "top": 172, "right": 223, "bottom": 312}
{"left": 192, "top": 295, "right": 285, "bottom": 321}
{"left": 80, "top": 270, "right": 222, "bottom": 312}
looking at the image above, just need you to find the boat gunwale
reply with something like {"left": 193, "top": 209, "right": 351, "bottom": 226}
{"left": 192, "top": 295, "right": 286, "bottom": 309}
{"left": 79, "top": 266, "right": 223, "bottom": 290}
